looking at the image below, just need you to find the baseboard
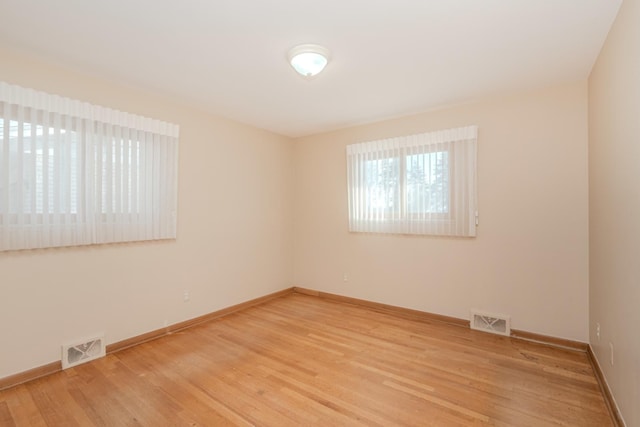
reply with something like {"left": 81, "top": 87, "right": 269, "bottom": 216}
{"left": 293, "top": 287, "right": 588, "bottom": 352}
{"left": 0, "top": 287, "right": 295, "bottom": 391}
{"left": 107, "top": 287, "right": 294, "bottom": 354}
{"left": 587, "top": 345, "right": 626, "bottom": 426}
{"left": 0, "top": 286, "right": 591, "bottom": 393}
{"left": 0, "top": 361, "right": 61, "bottom": 392}
{"left": 293, "top": 287, "right": 469, "bottom": 328}
{"left": 510, "top": 329, "right": 588, "bottom": 351}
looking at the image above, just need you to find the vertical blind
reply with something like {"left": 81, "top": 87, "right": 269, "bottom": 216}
{"left": 346, "top": 125, "right": 477, "bottom": 237}
{"left": 0, "top": 81, "right": 179, "bottom": 251}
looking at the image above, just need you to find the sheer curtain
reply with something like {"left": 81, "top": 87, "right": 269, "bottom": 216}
{"left": 346, "top": 125, "right": 477, "bottom": 237}
{"left": 0, "top": 82, "right": 179, "bottom": 251}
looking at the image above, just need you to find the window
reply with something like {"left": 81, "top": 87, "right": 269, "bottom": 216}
{"left": 1, "top": 121, "right": 79, "bottom": 215}
{"left": 346, "top": 126, "right": 477, "bottom": 237}
{"left": 0, "top": 82, "right": 179, "bottom": 251}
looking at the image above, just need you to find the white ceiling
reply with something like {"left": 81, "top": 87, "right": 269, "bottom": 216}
{"left": 0, "top": 1, "right": 622, "bottom": 138}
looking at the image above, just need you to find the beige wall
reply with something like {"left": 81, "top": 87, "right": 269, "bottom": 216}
{"left": 293, "top": 82, "right": 589, "bottom": 342}
{"left": 0, "top": 41, "right": 598, "bottom": 387}
{"left": 0, "top": 46, "right": 295, "bottom": 378}
{"left": 589, "top": 0, "right": 640, "bottom": 424}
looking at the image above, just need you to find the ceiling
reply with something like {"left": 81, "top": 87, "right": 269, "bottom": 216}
{"left": 0, "top": 1, "right": 622, "bottom": 138}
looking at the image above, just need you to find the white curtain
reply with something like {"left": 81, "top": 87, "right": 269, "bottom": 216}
{"left": 346, "top": 125, "right": 477, "bottom": 237}
{"left": 0, "top": 82, "right": 179, "bottom": 251}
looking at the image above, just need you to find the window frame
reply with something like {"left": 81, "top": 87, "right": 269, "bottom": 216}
{"left": 346, "top": 126, "right": 477, "bottom": 237}
{"left": 0, "top": 81, "right": 179, "bottom": 252}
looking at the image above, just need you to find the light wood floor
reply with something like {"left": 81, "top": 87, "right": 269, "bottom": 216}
{"left": 0, "top": 293, "right": 613, "bottom": 426}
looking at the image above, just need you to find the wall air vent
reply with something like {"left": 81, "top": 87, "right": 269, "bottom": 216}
{"left": 61, "top": 335, "right": 106, "bottom": 369}
{"left": 470, "top": 310, "right": 511, "bottom": 336}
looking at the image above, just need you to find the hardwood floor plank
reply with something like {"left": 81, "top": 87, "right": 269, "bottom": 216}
{"left": 0, "top": 400, "right": 16, "bottom": 427}
{"left": 7, "top": 385, "right": 47, "bottom": 427}
{"left": 0, "top": 293, "right": 614, "bottom": 426}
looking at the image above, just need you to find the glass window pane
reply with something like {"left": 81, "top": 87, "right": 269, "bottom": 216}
{"left": 406, "top": 151, "right": 449, "bottom": 214}
{"left": 364, "top": 157, "right": 400, "bottom": 214}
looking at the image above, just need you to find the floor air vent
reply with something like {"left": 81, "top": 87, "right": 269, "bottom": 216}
{"left": 470, "top": 310, "right": 511, "bottom": 336}
{"left": 62, "top": 335, "right": 106, "bottom": 369}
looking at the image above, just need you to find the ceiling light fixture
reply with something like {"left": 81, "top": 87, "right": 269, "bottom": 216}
{"left": 288, "top": 44, "right": 330, "bottom": 78}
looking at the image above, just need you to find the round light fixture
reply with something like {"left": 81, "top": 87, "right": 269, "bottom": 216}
{"left": 288, "top": 44, "right": 330, "bottom": 78}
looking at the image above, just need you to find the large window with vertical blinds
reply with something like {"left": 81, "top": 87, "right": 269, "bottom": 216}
{"left": 346, "top": 125, "right": 477, "bottom": 237}
{"left": 0, "top": 81, "right": 179, "bottom": 251}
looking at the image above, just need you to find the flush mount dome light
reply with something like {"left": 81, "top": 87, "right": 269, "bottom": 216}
{"left": 288, "top": 44, "right": 330, "bottom": 78}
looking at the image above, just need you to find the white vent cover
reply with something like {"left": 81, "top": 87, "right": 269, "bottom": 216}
{"left": 470, "top": 310, "right": 511, "bottom": 336}
{"left": 61, "top": 335, "right": 106, "bottom": 369}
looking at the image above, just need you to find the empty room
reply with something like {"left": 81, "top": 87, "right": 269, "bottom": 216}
{"left": 0, "top": 1, "right": 638, "bottom": 426}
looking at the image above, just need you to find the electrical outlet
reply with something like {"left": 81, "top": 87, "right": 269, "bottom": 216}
{"left": 343, "top": 273, "right": 348, "bottom": 282}
{"left": 183, "top": 290, "right": 190, "bottom": 302}
{"left": 609, "top": 342, "right": 614, "bottom": 366}
{"left": 596, "top": 322, "right": 600, "bottom": 340}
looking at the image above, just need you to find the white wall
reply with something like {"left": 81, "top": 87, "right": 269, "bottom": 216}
{"left": 0, "top": 46, "right": 295, "bottom": 379}
{"left": 293, "top": 82, "right": 589, "bottom": 342}
{"left": 589, "top": 0, "right": 640, "bottom": 424}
